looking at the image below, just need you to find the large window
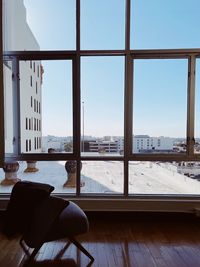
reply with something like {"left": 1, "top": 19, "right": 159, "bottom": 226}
{"left": 19, "top": 59, "right": 73, "bottom": 154}
{"left": 132, "top": 58, "right": 188, "bottom": 154}
{"left": 81, "top": 56, "right": 124, "bottom": 157}
{"left": 81, "top": 161, "right": 124, "bottom": 194}
{"left": 1, "top": 0, "right": 200, "bottom": 199}
{"left": 129, "top": 161, "right": 200, "bottom": 195}
{"left": 131, "top": 0, "right": 200, "bottom": 49}
{"left": 3, "top": 0, "right": 76, "bottom": 51}
{"left": 81, "top": 0, "right": 126, "bottom": 50}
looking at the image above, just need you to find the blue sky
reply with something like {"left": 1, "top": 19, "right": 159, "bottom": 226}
{"left": 133, "top": 59, "right": 188, "bottom": 138}
{"left": 23, "top": 0, "right": 200, "bottom": 138}
{"left": 132, "top": 0, "right": 200, "bottom": 49}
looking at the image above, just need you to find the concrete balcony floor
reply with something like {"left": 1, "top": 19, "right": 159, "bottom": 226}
{"left": 0, "top": 161, "right": 200, "bottom": 195}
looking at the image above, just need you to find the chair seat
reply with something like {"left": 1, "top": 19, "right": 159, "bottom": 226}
{"left": 46, "top": 201, "right": 89, "bottom": 242}
{"left": 23, "top": 197, "right": 89, "bottom": 248}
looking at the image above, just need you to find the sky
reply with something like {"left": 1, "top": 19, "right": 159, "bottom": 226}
{"left": 22, "top": 0, "right": 200, "bottom": 138}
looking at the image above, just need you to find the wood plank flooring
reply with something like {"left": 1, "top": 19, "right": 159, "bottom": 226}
{"left": 0, "top": 213, "right": 200, "bottom": 267}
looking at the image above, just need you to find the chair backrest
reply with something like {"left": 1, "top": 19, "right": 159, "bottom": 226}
{"left": 3, "top": 181, "right": 54, "bottom": 237}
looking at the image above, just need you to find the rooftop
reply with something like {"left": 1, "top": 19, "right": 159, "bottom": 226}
{"left": 0, "top": 161, "right": 200, "bottom": 195}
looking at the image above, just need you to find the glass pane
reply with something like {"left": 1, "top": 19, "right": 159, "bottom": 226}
{"left": 131, "top": 0, "right": 200, "bottom": 49}
{"left": 3, "top": 59, "right": 14, "bottom": 154}
{"left": 81, "top": 0, "right": 125, "bottom": 50}
{"left": 195, "top": 59, "right": 200, "bottom": 154}
{"left": 81, "top": 161, "right": 123, "bottom": 194}
{"left": 0, "top": 161, "right": 76, "bottom": 194}
{"left": 133, "top": 59, "right": 187, "bottom": 154}
{"left": 3, "top": 0, "right": 76, "bottom": 51}
{"left": 19, "top": 60, "right": 73, "bottom": 153}
{"left": 81, "top": 56, "right": 124, "bottom": 157}
{"left": 129, "top": 161, "right": 200, "bottom": 195}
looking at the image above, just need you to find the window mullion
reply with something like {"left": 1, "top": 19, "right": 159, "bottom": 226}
{"left": 187, "top": 56, "right": 195, "bottom": 158}
{"left": 123, "top": 0, "right": 132, "bottom": 196}
{"left": 12, "top": 58, "right": 21, "bottom": 156}
{"left": 124, "top": 55, "right": 133, "bottom": 196}
{"left": 76, "top": 0, "right": 81, "bottom": 196}
{"left": 0, "top": 0, "right": 4, "bottom": 167}
{"left": 125, "top": 0, "right": 131, "bottom": 51}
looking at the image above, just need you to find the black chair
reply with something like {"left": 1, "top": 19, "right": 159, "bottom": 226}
{"left": 3, "top": 181, "right": 94, "bottom": 265}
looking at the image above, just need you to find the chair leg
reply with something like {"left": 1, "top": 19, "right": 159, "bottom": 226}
{"left": 19, "top": 238, "right": 43, "bottom": 262}
{"left": 20, "top": 238, "right": 30, "bottom": 256}
{"left": 28, "top": 245, "right": 42, "bottom": 261}
{"left": 55, "top": 241, "right": 71, "bottom": 260}
{"left": 68, "top": 236, "right": 94, "bottom": 263}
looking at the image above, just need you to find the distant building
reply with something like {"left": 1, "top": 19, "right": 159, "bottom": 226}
{"left": 133, "top": 135, "right": 174, "bottom": 153}
{"left": 88, "top": 136, "right": 124, "bottom": 153}
{"left": 89, "top": 140, "right": 118, "bottom": 153}
{"left": 42, "top": 136, "right": 72, "bottom": 152}
{"left": 3, "top": 0, "right": 42, "bottom": 153}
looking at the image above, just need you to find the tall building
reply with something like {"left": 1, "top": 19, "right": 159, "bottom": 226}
{"left": 3, "top": 0, "right": 42, "bottom": 153}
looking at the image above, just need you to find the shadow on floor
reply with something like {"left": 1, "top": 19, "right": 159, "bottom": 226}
{"left": 21, "top": 258, "right": 94, "bottom": 267}
{"left": 22, "top": 258, "right": 78, "bottom": 267}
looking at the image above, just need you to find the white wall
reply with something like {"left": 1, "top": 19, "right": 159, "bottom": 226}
{"left": 20, "top": 60, "right": 42, "bottom": 153}
{"left": 3, "top": 0, "right": 42, "bottom": 153}
{"left": 3, "top": 0, "right": 39, "bottom": 51}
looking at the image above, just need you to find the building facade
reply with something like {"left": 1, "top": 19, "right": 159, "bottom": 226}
{"left": 133, "top": 135, "right": 174, "bottom": 153}
{"left": 3, "top": 0, "right": 42, "bottom": 154}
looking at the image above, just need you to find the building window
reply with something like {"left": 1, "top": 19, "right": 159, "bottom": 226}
{"left": 29, "top": 139, "right": 31, "bottom": 151}
{"left": 37, "top": 65, "right": 40, "bottom": 78}
{"left": 39, "top": 138, "right": 40, "bottom": 149}
{"left": 31, "top": 96, "right": 33, "bottom": 107}
{"left": 30, "top": 76, "right": 32, "bottom": 87}
{"left": 26, "top": 140, "right": 28, "bottom": 152}
{"left": 36, "top": 81, "right": 38, "bottom": 94}
{"left": 34, "top": 99, "right": 36, "bottom": 112}
{"left": 25, "top": 118, "right": 28, "bottom": 130}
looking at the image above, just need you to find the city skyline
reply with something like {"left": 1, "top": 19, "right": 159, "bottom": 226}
{"left": 41, "top": 133, "right": 188, "bottom": 139}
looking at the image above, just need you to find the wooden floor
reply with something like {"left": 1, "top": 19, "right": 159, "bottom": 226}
{"left": 0, "top": 213, "right": 200, "bottom": 267}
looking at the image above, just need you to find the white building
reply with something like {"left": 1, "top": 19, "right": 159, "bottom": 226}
{"left": 133, "top": 135, "right": 174, "bottom": 153}
{"left": 3, "top": 0, "right": 42, "bottom": 154}
{"left": 114, "top": 137, "right": 124, "bottom": 153}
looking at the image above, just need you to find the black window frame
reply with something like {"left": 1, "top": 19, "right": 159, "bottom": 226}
{"left": 1, "top": 0, "right": 200, "bottom": 199}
